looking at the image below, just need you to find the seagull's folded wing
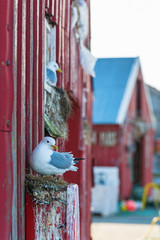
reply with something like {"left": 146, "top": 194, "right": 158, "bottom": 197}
{"left": 47, "top": 68, "right": 57, "bottom": 83}
{"left": 50, "top": 151, "right": 73, "bottom": 169}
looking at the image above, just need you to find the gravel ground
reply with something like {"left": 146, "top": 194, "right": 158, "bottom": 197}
{"left": 91, "top": 208, "right": 160, "bottom": 240}
{"left": 91, "top": 222, "right": 160, "bottom": 240}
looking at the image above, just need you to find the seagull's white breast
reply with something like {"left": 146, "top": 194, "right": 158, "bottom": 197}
{"left": 30, "top": 143, "right": 53, "bottom": 174}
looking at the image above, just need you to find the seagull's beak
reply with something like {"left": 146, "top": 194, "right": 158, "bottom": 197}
{"left": 51, "top": 145, "right": 58, "bottom": 151}
{"left": 57, "top": 68, "right": 62, "bottom": 73}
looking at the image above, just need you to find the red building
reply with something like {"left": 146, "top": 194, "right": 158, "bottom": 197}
{"left": 0, "top": 1, "right": 93, "bottom": 239}
{"left": 92, "top": 57, "right": 154, "bottom": 199}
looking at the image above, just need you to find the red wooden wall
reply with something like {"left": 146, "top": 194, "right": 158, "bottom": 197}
{"left": 12, "top": 0, "right": 45, "bottom": 238}
{"left": 92, "top": 125, "right": 121, "bottom": 167}
{"left": 0, "top": 0, "right": 92, "bottom": 239}
{"left": 0, "top": 1, "right": 14, "bottom": 239}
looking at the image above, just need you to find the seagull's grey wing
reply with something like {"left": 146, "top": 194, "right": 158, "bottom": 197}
{"left": 50, "top": 151, "right": 73, "bottom": 169}
{"left": 47, "top": 68, "right": 57, "bottom": 84}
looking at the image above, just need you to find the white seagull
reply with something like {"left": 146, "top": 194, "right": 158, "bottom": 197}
{"left": 46, "top": 61, "right": 62, "bottom": 87}
{"left": 30, "top": 137, "right": 83, "bottom": 175}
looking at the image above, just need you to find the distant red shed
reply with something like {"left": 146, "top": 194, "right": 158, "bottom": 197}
{"left": 92, "top": 57, "right": 154, "bottom": 199}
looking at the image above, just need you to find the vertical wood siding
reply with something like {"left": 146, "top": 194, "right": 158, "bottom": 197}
{"left": 26, "top": 0, "right": 33, "bottom": 161}
{"left": 0, "top": 0, "right": 14, "bottom": 229}
{"left": 12, "top": 0, "right": 45, "bottom": 239}
{"left": 16, "top": 2, "right": 26, "bottom": 239}
{"left": 38, "top": 0, "right": 45, "bottom": 141}
{"left": 10, "top": 0, "right": 92, "bottom": 239}
{"left": 0, "top": 1, "right": 14, "bottom": 237}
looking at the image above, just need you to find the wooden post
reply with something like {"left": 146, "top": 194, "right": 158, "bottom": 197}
{"left": 26, "top": 184, "right": 80, "bottom": 240}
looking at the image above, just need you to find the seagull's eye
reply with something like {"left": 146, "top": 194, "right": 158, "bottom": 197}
{"left": 47, "top": 140, "right": 49, "bottom": 143}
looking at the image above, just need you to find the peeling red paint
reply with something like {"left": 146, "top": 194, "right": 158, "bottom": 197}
{"left": 56, "top": 207, "right": 61, "bottom": 214}
{"left": 26, "top": 184, "right": 80, "bottom": 240}
{"left": 66, "top": 185, "right": 80, "bottom": 240}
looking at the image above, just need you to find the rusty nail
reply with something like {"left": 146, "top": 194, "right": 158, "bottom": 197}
{"left": 7, "top": 120, "right": 10, "bottom": 128}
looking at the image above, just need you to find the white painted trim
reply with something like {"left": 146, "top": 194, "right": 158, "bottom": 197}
{"left": 44, "top": 19, "right": 56, "bottom": 103}
{"left": 143, "top": 84, "right": 156, "bottom": 128}
{"left": 116, "top": 58, "right": 140, "bottom": 124}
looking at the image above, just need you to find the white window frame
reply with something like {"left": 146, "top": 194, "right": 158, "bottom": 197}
{"left": 82, "top": 88, "right": 89, "bottom": 118}
{"left": 44, "top": 19, "right": 56, "bottom": 101}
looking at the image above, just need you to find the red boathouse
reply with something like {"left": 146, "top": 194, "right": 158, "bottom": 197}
{"left": 92, "top": 57, "right": 154, "bottom": 199}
